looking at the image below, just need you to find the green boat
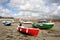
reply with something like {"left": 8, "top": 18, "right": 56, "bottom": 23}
{"left": 32, "top": 20, "right": 54, "bottom": 29}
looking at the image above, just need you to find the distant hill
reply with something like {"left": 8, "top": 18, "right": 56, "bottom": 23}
{"left": 51, "top": 15, "right": 60, "bottom": 18}
{"left": 0, "top": 16, "right": 4, "bottom": 18}
{"left": 0, "top": 16, "right": 14, "bottom": 19}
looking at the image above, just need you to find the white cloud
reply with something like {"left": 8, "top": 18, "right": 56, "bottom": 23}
{"left": 0, "top": 0, "right": 60, "bottom": 18}
{"left": 0, "top": 0, "right": 8, "bottom": 3}
{"left": 47, "top": 0, "right": 60, "bottom": 3}
{"left": 32, "top": 13, "right": 39, "bottom": 17}
{"left": 9, "top": 0, "right": 59, "bottom": 18}
{"left": 58, "top": 6, "right": 60, "bottom": 9}
{"left": 0, "top": 6, "right": 13, "bottom": 17}
{"left": 50, "top": 5, "right": 60, "bottom": 16}
{"left": 19, "top": 2, "right": 31, "bottom": 10}
{"left": 7, "top": 0, "right": 46, "bottom": 10}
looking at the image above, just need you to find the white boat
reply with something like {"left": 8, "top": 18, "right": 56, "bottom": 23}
{"left": 23, "top": 21, "right": 32, "bottom": 24}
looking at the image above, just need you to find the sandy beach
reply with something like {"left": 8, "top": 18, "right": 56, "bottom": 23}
{"left": 0, "top": 22, "right": 60, "bottom": 40}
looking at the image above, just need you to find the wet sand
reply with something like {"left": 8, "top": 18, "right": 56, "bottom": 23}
{"left": 0, "top": 22, "right": 60, "bottom": 40}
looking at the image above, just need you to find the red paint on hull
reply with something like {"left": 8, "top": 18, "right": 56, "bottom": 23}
{"left": 17, "top": 26, "right": 39, "bottom": 36}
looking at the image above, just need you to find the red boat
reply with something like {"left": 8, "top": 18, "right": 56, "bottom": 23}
{"left": 17, "top": 25, "right": 39, "bottom": 36}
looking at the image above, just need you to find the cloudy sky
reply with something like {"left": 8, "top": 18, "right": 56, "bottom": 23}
{"left": 0, "top": 0, "right": 60, "bottom": 18}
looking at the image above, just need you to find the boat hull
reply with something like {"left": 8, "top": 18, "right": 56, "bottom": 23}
{"left": 32, "top": 23, "right": 54, "bottom": 29}
{"left": 17, "top": 26, "right": 39, "bottom": 36}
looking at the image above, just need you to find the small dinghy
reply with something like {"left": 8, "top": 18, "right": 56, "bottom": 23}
{"left": 2, "top": 21, "right": 12, "bottom": 26}
{"left": 17, "top": 25, "right": 39, "bottom": 36}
